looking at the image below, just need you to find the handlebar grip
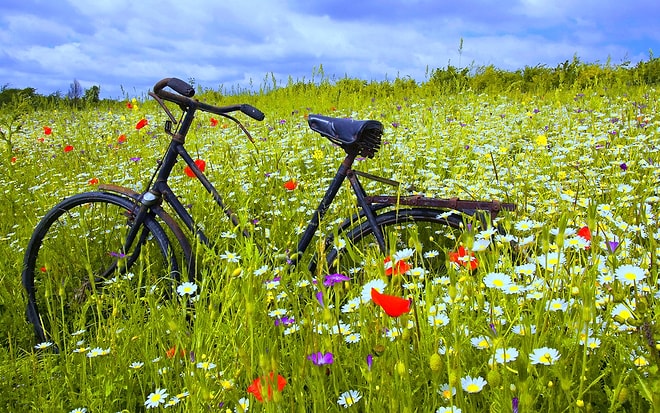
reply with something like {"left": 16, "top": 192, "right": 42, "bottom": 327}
{"left": 241, "top": 104, "right": 265, "bottom": 121}
{"left": 153, "top": 78, "right": 195, "bottom": 98}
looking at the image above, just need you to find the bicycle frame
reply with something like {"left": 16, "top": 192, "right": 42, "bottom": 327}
{"left": 104, "top": 88, "right": 515, "bottom": 279}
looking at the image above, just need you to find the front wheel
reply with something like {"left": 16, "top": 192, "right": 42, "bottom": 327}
{"left": 22, "top": 192, "right": 179, "bottom": 347}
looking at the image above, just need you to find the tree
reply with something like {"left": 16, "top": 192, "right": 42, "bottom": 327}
{"left": 84, "top": 85, "right": 100, "bottom": 103}
{"left": 67, "top": 79, "right": 83, "bottom": 100}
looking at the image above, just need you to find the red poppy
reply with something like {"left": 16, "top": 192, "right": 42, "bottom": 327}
{"left": 577, "top": 226, "right": 591, "bottom": 241}
{"left": 126, "top": 102, "right": 133, "bottom": 109}
{"left": 166, "top": 346, "right": 186, "bottom": 359}
{"left": 371, "top": 288, "right": 411, "bottom": 317}
{"left": 118, "top": 134, "right": 127, "bottom": 143}
{"left": 247, "top": 372, "right": 287, "bottom": 402}
{"left": 40, "top": 266, "right": 47, "bottom": 273}
{"left": 135, "top": 119, "right": 148, "bottom": 129}
{"left": 64, "top": 145, "right": 74, "bottom": 153}
{"left": 449, "top": 246, "right": 478, "bottom": 270}
{"left": 88, "top": 177, "right": 99, "bottom": 185}
{"left": 10, "top": 157, "right": 17, "bottom": 164}
{"left": 283, "top": 179, "right": 297, "bottom": 191}
{"left": 384, "top": 256, "right": 411, "bottom": 276}
{"left": 184, "top": 159, "right": 207, "bottom": 177}
{"left": 43, "top": 126, "right": 52, "bottom": 135}
{"left": 210, "top": 117, "right": 218, "bottom": 127}
{"left": 37, "top": 137, "right": 45, "bottom": 143}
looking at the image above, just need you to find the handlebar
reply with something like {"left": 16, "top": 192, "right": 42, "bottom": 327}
{"left": 152, "top": 77, "right": 265, "bottom": 121}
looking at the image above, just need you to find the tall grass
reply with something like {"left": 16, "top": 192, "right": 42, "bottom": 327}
{"left": 1, "top": 73, "right": 659, "bottom": 412}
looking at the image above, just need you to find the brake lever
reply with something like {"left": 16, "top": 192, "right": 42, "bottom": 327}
{"left": 148, "top": 91, "right": 177, "bottom": 124}
{"left": 219, "top": 112, "right": 259, "bottom": 153}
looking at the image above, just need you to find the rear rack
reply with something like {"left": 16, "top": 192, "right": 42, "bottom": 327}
{"left": 364, "top": 195, "right": 516, "bottom": 220}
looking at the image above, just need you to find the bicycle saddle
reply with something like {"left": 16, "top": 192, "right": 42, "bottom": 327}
{"left": 308, "top": 114, "right": 383, "bottom": 158}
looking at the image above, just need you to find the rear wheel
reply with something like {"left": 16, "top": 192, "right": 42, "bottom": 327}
{"left": 327, "top": 208, "right": 467, "bottom": 279}
{"left": 22, "top": 192, "right": 179, "bottom": 347}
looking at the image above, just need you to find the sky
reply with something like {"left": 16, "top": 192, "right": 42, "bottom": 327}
{"left": 1, "top": 0, "right": 658, "bottom": 99}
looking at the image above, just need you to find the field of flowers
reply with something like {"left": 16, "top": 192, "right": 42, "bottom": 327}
{"left": 0, "top": 79, "right": 659, "bottom": 412}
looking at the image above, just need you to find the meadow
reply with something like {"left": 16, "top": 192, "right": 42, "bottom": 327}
{"left": 1, "top": 65, "right": 659, "bottom": 412}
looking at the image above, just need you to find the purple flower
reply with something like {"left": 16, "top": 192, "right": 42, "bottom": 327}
{"left": 323, "top": 273, "right": 350, "bottom": 287}
{"left": 620, "top": 162, "right": 628, "bottom": 171}
{"left": 366, "top": 354, "right": 373, "bottom": 370}
{"left": 315, "top": 291, "right": 324, "bottom": 308}
{"left": 512, "top": 397, "right": 519, "bottom": 413}
{"left": 129, "top": 157, "right": 141, "bottom": 162}
{"left": 391, "top": 122, "right": 399, "bottom": 128}
{"left": 275, "top": 316, "right": 295, "bottom": 326}
{"left": 307, "top": 352, "right": 333, "bottom": 366}
{"left": 607, "top": 241, "right": 619, "bottom": 253}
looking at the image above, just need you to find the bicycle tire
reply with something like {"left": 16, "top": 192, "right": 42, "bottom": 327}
{"left": 326, "top": 208, "right": 467, "bottom": 277}
{"left": 22, "top": 191, "right": 179, "bottom": 346}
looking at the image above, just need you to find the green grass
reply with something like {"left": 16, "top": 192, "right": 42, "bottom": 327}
{"left": 1, "top": 80, "right": 659, "bottom": 412}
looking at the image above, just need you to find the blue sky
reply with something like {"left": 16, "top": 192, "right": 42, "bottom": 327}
{"left": 1, "top": 0, "right": 658, "bottom": 99}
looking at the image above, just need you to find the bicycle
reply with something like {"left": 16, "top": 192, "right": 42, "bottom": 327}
{"left": 22, "top": 77, "right": 516, "bottom": 346}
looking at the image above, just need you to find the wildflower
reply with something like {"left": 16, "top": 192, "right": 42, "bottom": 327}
{"left": 184, "top": 159, "right": 207, "bottom": 177}
{"left": 535, "top": 252, "right": 565, "bottom": 271}
{"left": 438, "top": 383, "right": 457, "bottom": 399}
{"left": 136, "top": 118, "right": 148, "bottom": 129}
{"left": 307, "top": 351, "right": 334, "bottom": 365}
{"left": 360, "top": 278, "right": 387, "bottom": 303}
{"left": 283, "top": 178, "right": 298, "bottom": 191}
{"left": 449, "top": 246, "right": 478, "bottom": 270}
{"left": 611, "top": 303, "right": 634, "bottom": 321}
{"left": 88, "top": 177, "right": 99, "bottom": 185}
{"left": 345, "top": 332, "right": 361, "bottom": 343}
{"left": 470, "top": 336, "right": 491, "bottom": 350}
{"left": 236, "top": 397, "right": 249, "bottom": 412}
{"left": 164, "top": 397, "right": 180, "bottom": 407}
{"left": 34, "top": 341, "right": 53, "bottom": 350}
{"left": 177, "top": 281, "right": 198, "bottom": 296}
{"left": 87, "top": 347, "right": 110, "bottom": 358}
{"left": 220, "top": 250, "right": 241, "bottom": 262}
{"left": 341, "top": 297, "right": 361, "bottom": 313}
{"left": 196, "top": 361, "right": 217, "bottom": 370}
{"left": 129, "top": 361, "right": 144, "bottom": 369}
{"left": 130, "top": 156, "right": 142, "bottom": 162}
{"left": 494, "top": 347, "right": 519, "bottom": 363}
{"left": 144, "top": 388, "right": 168, "bottom": 409}
{"left": 472, "top": 238, "right": 490, "bottom": 252}
{"left": 483, "top": 272, "right": 512, "bottom": 290}
{"left": 614, "top": 264, "right": 646, "bottom": 285}
{"left": 546, "top": 298, "right": 569, "bottom": 312}
{"left": 529, "top": 347, "right": 561, "bottom": 365}
{"left": 428, "top": 313, "right": 450, "bottom": 327}
{"left": 514, "top": 219, "right": 538, "bottom": 231}
{"left": 247, "top": 372, "right": 287, "bottom": 402}
{"left": 337, "top": 390, "right": 362, "bottom": 408}
{"left": 393, "top": 248, "right": 415, "bottom": 261}
{"left": 384, "top": 255, "right": 411, "bottom": 276}
{"left": 461, "top": 375, "right": 487, "bottom": 393}
{"left": 210, "top": 117, "right": 219, "bottom": 127}
{"left": 620, "top": 162, "right": 627, "bottom": 171}
{"left": 118, "top": 134, "right": 127, "bottom": 143}
{"left": 324, "top": 273, "right": 350, "bottom": 287}
{"left": 371, "top": 288, "right": 411, "bottom": 317}
{"left": 64, "top": 145, "right": 74, "bottom": 153}
{"left": 68, "top": 408, "right": 86, "bottom": 413}
{"left": 424, "top": 249, "right": 440, "bottom": 258}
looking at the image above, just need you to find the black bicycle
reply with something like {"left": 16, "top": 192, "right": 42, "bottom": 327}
{"left": 22, "top": 77, "right": 515, "bottom": 345}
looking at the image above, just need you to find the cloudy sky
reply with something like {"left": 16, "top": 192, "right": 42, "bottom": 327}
{"left": 1, "top": 0, "right": 658, "bottom": 99}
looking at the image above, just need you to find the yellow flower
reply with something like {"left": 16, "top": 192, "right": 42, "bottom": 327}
{"left": 536, "top": 134, "right": 547, "bottom": 146}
